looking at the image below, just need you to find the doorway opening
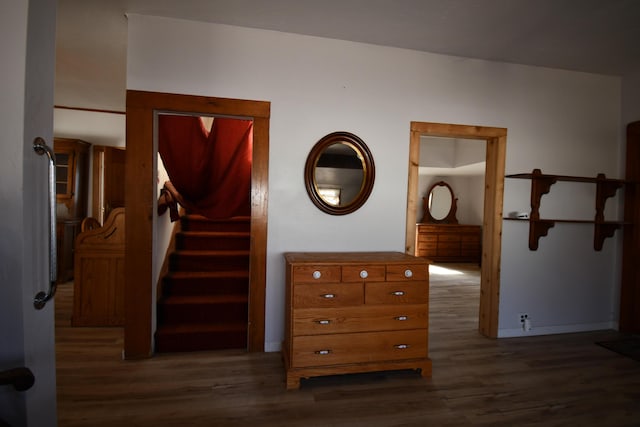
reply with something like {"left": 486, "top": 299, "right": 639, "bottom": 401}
{"left": 125, "top": 91, "right": 270, "bottom": 358}
{"left": 405, "top": 122, "right": 506, "bottom": 338}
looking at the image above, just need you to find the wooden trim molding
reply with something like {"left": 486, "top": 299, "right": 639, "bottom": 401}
{"left": 405, "top": 121, "right": 507, "bottom": 338}
{"left": 620, "top": 120, "right": 640, "bottom": 332}
{"left": 125, "top": 90, "right": 270, "bottom": 358}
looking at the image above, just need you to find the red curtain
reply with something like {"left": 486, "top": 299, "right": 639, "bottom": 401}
{"left": 158, "top": 114, "right": 253, "bottom": 220}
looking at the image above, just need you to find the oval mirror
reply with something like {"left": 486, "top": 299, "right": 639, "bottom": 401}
{"left": 420, "top": 181, "right": 458, "bottom": 224}
{"left": 304, "top": 132, "right": 375, "bottom": 215}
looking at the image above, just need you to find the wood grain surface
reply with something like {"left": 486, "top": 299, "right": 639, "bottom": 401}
{"left": 56, "top": 263, "right": 640, "bottom": 426}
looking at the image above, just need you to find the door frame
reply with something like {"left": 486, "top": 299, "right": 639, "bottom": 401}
{"left": 124, "top": 90, "right": 270, "bottom": 358}
{"left": 405, "top": 121, "right": 506, "bottom": 338}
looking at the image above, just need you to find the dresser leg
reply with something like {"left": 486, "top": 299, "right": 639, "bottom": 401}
{"left": 419, "top": 361, "right": 433, "bottom": 377}
{"left": 285, "top": 373, "right": 301, "bottom": 390}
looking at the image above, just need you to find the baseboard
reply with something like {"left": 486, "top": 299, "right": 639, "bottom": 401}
{"left": 265, "top": 341, "right": 282, "bottom": 352}
{"left": 498, "top": 321, "right": 616, "bottom": 338}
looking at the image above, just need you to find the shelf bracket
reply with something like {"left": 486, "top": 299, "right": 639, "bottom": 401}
{"left": 595, "top": 173, "right": 623, "bottom": 222}
{"left": 529, "top": 220, "right": 555, "bottom": 250}
{"left": 594, "top": 223, "right": 621, "bottom": 251}
{"left": 530, "top": 169, "right": 557, "bottom": 221}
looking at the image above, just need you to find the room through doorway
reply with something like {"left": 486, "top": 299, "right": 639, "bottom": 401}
{"left": 416, "top": 136, "right": 486, "bottom": 333}
{"left": 405, "top": 122, "right": 506, "bottom": 338}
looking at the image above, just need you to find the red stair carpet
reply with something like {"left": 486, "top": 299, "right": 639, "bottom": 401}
{"left": 155, "top": 215, "right": 250, "bottom": 352}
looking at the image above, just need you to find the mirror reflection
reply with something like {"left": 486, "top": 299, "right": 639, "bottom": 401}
{"left": 314, "top": 142, "right": 364, "bottom": 207}
{"left": 304, "top": 132, "right": 375, "bottom": 215}
{"left": 420, "top": 181, "right": 458, "bottom": 224}
{"left": 429, "top": 184, "right": 453, "bottom": 220}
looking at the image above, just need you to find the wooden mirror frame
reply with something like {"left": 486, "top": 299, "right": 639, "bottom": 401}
{"left": 421, "top": 181, "right": 458, "bottom": 224}
{"left": 304, "top": 131, "right": 375, "bottom": 215}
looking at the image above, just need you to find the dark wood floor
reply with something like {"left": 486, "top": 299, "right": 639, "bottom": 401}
{"left": 56, "top": 264, "right": 640, "bottom": 426}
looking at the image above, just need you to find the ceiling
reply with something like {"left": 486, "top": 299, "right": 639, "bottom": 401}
{"left": 55, "top": 0, "right": 640, "bottom": 116}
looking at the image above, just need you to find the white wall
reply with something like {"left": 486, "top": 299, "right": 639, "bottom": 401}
{"left": 416, "top": 175, "right": 485, "bottom": 225}
{"left": 1, "top": 0, "right": 57, "bottom": 425}
{"left": 126, "top": 15, "right": 623, "bottom": 349}
{"left": 417, "top": 138, "right": 486, "bottom": 225}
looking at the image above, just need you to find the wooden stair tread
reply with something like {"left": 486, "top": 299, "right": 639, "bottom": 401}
{"left": 156, "top": 322, "right": 247, "bottom": 334}
{"left": 183, "top": 215, "right": 250, "bottom": 223}
{"left": 161, "top": 294, "right": 248, "bottom": 305}
{"left": 172, "top": 250, "right": 250, "bottom": 256}
{"left": 179, "top": 231, "right": 249, "bottom": 237}
{"left": 166, "top": 270, "right": 249, "bottom": 279}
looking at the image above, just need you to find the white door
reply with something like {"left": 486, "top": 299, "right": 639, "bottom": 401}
{"left": 0, "top": 0, "right": 58, "bottom": 425}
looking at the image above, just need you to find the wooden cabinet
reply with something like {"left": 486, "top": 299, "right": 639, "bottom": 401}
{"left": 54, "top": 138, "right": 90, "bottom": 283}
{"left": 73, "top": 208, "right": 125, "bottom": 326}
{"left": 283, "top": 252, "right": 431, "bottom": 389}
{"left": 415, "top": 223, "right": 481, "bottom": 263}
{"left": 56, "top": 219, "right": 82, "bottom": 283}
{"left": 92, "top": 145, "right": 125, "bottom": 224}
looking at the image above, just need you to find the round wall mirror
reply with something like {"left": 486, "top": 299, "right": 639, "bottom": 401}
{"left": 304, "top": 131, "right": 375, "bottom": 215}
{"left": 420, "top": 181, "right": 458, "bottom": 224}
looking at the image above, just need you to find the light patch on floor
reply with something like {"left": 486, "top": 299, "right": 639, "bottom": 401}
{"left": 429, "top": 265, "right": 464, "bottom": 275}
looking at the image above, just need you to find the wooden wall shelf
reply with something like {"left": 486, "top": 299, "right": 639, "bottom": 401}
{"left": 505, "top": 169, "right": 628, "bottom": 250}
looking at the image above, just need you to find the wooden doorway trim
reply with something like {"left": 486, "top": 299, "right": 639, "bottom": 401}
{"left": 125, "top": 90, "right": 270, "bottom": 358}
{"left": 405, "top": 122, "right": 506, "bottom": 338}
{"left": 620, "top": 120, "right": 640, "bottom": 332}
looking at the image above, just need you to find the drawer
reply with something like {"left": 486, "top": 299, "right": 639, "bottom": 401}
{"left": 437, "top": 248, "right": 460, "bottom": 257}
{"left": 365, "top": 282, "right": 428, "bottom": 305}
{"left": 294, "top": 283, "right": 363, "bottom": 308}
{"left": 386, "top": 264, "right": 428, "bottom": 281}
{"left": 438, "top": 234, "right": 462, "bottom": 242}
{"left": 438, "top": 242, "right": 460, "bottom": 250}
{"left": 415, "top": 249, "right": 435, "bottom": 258}
{"left": 293, "top": 265, "right": 341, "bottom": 284}
{"left": 417, "top": 235, "right": 437, "bottom": 243}
{"left": 342, "top": 265, "right": 386, "bottom": 282}
{"left": 290, "top": 329, "right": 428, "bottom": 368}
{"left": 461, "top": 246, "right": 480, "bottom": 254}
{"left": 292, "top": 304, "right": 428, "bottom": 335}
{"left": 419, "top": 242, "right": 437, "bottom": 250}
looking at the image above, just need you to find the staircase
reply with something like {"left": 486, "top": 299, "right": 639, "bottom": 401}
{"left": 155, "top": 215, "right": 251, "bottom": 353}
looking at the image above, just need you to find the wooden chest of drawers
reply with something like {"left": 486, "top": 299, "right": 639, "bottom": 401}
{"left": 415, "top": 223, "right": 481, "bottom": 263}
{"left": 282, "top": 252, "right": 431, "bottom": 389}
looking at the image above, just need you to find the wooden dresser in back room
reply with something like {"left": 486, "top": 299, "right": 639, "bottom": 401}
{"left": 282, "top": 251, "right": 431, "bottom": 389}
{"left": 415, "top": 223, "right": 482, "bottom": 263}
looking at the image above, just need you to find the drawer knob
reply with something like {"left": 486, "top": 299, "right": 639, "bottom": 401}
{"left": 359, "top": 270, "right": 368, "bottom": 279}
{"left": 315, "top": 349, "right": 332, "bottom": 355}
{"left": 322, "top": 293, "right": 336, "bottom": 299}
{"left": 391, "top": 291, "right": 405, "bottom": 296}
{"left": 404, "top": 269, "right": 413, "bottom": 278}
{"left": 312, "top": 270, "right": 322, "bottom": 279}
{"left": 394, "top": 344, "right": 410, "bottom": 350}
{"left": 316, "top": 319, "right": 331, "bottom": 325}
{"left": 394, "top": 315, "right": 408, "bottom": 321}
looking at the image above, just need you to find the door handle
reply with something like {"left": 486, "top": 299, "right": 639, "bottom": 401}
{"left": 0, "top": 367, "right": 35, "bottom": 391}
{"left": 33, "top": 137, "right": 57, "bottom": 309}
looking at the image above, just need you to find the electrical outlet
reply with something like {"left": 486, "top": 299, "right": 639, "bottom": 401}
{"left": 519, "top": 313, "right": 531, "bottom": 331}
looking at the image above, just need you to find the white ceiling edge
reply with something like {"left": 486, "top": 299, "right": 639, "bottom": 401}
{"left": 419, "top": 162, "right": 486, "bottom": 176}
{"left": 53, "top": 109, "right": 126, "bottom": 147}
